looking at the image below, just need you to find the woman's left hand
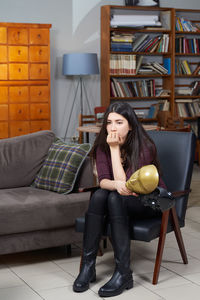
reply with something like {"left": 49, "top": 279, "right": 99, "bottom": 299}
{"left": 114, "top": 180, "right": 138, "bottom": 196}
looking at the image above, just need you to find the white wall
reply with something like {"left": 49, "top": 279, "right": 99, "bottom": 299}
{"left": 1, "top": 0, "right": 200, "bottom": 139}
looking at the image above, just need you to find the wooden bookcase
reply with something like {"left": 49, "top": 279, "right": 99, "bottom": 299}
{"left": 174, "top": 9, "right": 200, "bottom": 124}
{"left": 0, "top": 22, "right": 51, "bottom": 139}
{"left": 100, "top": 5, "right": 200, "bottom": 125}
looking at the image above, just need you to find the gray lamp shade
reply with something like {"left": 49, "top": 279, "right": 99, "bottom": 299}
{"left": 62, "top": 53, "right": 99, "bottom": 75}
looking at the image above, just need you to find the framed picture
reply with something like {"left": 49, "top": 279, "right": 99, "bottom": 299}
{"left": 125, "top": 0, "right": 160, "bottom": 6}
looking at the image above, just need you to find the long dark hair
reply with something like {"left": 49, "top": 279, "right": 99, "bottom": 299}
{"left": 92, "top": 102, "right": 160, "bottom": 173}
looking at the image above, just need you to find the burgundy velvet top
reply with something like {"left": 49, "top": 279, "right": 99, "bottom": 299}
{"left": 96, "top": 146, "right": 166, "bottom": 189}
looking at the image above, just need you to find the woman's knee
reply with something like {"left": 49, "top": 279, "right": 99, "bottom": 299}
{"left": 88, "top": 189, "right": 109, "bottom": 214}
{"left": 107, "top": 191, "right": 125, "bottom": 216}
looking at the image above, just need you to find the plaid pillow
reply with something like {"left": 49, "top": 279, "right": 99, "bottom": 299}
{"left": 33, "top": 139, "right": 91, "bottom": 194}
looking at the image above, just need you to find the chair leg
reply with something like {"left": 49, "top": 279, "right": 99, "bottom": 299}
{"left": 171, "top": 206, "right": 188, "bottom": 264}
{"left": 153, "top": 210, "right": 169, "bottom": 285}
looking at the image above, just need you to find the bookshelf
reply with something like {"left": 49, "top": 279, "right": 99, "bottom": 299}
{"left": 100, "top": 5, "right": 200, "bottom": 126}
{"left": 174, "top": 9, "right": 200, "bottom": 131}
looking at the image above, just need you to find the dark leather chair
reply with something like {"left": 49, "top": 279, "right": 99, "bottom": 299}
{"left": 75, "top": 131, "right": 196, "bottom": 285}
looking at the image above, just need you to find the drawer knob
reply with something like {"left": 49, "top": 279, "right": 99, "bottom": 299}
{"left": 18, "top": 109, "right": 22, "bottom": 114}
{"left": 18, "top": 68, "right": 21, "bottom": 73}
{"left": 37, "top": 34, "right": 41, "bottom": 39}
{"left": 39, "top": 68, "right": 42, "bottom": 73}
{"left": 39, "top": 109, "right": 42, "bottom": 113}
{"left": 38, "top": 91, "right": 42, "bottom": 96}
{"left": 18, "top": 128, "right": 22, "bottom": 132}
{"left": 39, "top": 49, "right": 42, "bottom": 55}
{"left": 18, "top": 91, "right": 21, "bottom": 95}
{"left": 18, "top": 50, "right": 21, "bottom": 55}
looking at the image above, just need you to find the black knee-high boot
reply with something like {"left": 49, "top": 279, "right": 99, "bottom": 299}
{"left": 73, "top": 212, "right": 104, "bottom": 292}
{"left": 98, "top": 216, "right": 133, "bottom": 297}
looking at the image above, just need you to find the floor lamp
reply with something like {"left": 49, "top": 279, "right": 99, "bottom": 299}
{"left": 62, "top": 53, "right": 99, "bottom": 141}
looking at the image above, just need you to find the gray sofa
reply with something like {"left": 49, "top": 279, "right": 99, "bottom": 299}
{"left": 0, "top": 130, "right": 93, "bottom": 255}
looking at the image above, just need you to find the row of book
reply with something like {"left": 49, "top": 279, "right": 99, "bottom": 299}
{"left": 111, "top": 33, "right": 169, "bottom": 53}
{"left": 175, "top": 99, "right": 200, "bottom": 118}
{"left": 130, "top": 34, "right": 169, "bottom": 53}
{"left": 175, "top": 59, "right": 192, "bottom": 75}
{"left": 110, "top": 78, "right": 156, "bottom": 98}
{"left": 175, "top": 17, "right": 200, "bottom": 32}
{"left": 110, "top": 54, "right": 136, "bottom": 75}
{"left": 175, "top": 81, "right": 200, "bottom": 96}
{"left": 175, "top": 37, "right": 200, "bottom": 54}
{"left": 110, "top": 54, "right": 168, "bottom": 75}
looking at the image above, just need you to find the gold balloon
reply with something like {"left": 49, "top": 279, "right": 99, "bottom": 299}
{"left": 126, "top": 165, "right": 159, "bottom": 194}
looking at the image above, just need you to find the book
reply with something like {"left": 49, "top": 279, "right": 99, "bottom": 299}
{"left": 136, "top": 55, "right": 144, "bottom": 74}
{"left": 163, "top": 58, "right": 171, "bottom": 75}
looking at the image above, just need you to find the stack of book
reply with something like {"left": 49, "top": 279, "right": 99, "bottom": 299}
{"left": 110, "top": 54, "right": 136, "bottom": 75}
{"left": 175, "top": 81, "right": 200, "bottom": 96}
{"left": 110, "top": 14, "right": 161, "bottom": 28}
{"left": 110, "top": 78, "right": 156, "bottom": 98}
{"left": 132, "top": 34, "right": 169, "bottom": 53}
{"left": 175, "top": 17, "right": 200, "bottom": 32}
{"left": 111, "top": 32, "right": 135, "bottom": 52}
{"left": 175, "top": 59, "right": 192, "bottom": 75}
{"left": 175, "top": 37, "right": 200, "bottom": 54}
{"left": 139, "top": 62, "right": 168, "bottom": 75}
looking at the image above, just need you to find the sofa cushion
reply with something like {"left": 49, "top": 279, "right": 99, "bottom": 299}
{"left": 0, "top": 131, "right": 55, "bottom": 189}
{"left": 33, "top": 140, "right": 91, "bottom": 194}
{"left": 0, "top": 187, "right": 90, "bottom": 235}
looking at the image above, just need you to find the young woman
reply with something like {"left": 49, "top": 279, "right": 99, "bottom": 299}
{"left": 73, "top": 102, "right": 166, "bottom": 297}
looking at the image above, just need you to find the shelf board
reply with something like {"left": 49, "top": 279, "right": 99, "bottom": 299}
{"left": 176, "top": 31, "right": 200, "bottom": 35}
{"left": 111, "top": 51, "right": 172, "bottom": 55}
{"left": 111, "top": 96, "right": 170, "bottom": 100}
{"left": 175, "top": 53, "right": 200, "bottom": 56}
{"left": 110, "top": 27, "right": 171, "bottom": 34}
{"left": 175, "top": 95, "right": 200, "bottom": 99}
{"left": 175, "top": 75, "right": 200, "bottom": 78}
{"left": 111, "top": 74, "right": 171, "bottom": 78}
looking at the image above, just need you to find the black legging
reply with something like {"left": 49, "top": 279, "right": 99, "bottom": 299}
{"left": 88, "top": 188, "right": 161, "bottom": 219}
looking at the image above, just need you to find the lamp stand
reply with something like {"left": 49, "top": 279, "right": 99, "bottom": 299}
{"left": 64, "top": 76, "right": 92, "bottom": 141}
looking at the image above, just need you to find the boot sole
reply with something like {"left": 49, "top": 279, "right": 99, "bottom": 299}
{"left": 98, "top": 279, "right": 133, "bottom": 297}
{"left": 73, "top": 274, "right": 96, "bottom": 293}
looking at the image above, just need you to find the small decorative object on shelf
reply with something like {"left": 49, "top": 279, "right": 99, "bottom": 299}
{"left": 125, "top": 0, "right": 160, "bottom": 7}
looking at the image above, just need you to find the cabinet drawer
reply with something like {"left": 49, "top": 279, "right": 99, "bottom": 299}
{"left": 29, "top": 64, "right": 48, "bottom": 79}
{"left": 9, "top": 86, "right": 29, "bottom": 103}
{"left": 9, "top": 63, "right": 28, "bottom": 80}
{"left": 0, "top": 87, "right": 8, "bottom": 103}
{"left": 0, "top": 64, "right": 8, "bottom": 80}
{"left": 30, "top": 86, "right": 49, "bottom": 102}
{"left": 0, "top": 122, "right": 8, "bottom": 139}
{"left": 0, "top": 46, "right": 7, "bottom": 62}
{"left": 10, "top": 121, "right": 30, "bottom": 137}
{"left": 30, "top": 103, "right": 49, "bottom": 120}
{"left": 0, "top": 27, "right": 7, "bottom": 44}
{"left": 0, "top": 105, "right": 8, "bottom": 120}
{"left": 30, "top": 120, "right": 50, "bottom": 132}
{"left": 29, "top": 46, "right": 48, "bottom": 62}
{"left": 29, "top": 29, "right": 49, "bottom": 45}
{"left": 8, "top": 28, "right": 28, "bottom": 45}
{"left": 9, "top": 104, "right": 29, "bottom": 120}
{"left": 8, "top": 46, "right": 28, "bottom": 62}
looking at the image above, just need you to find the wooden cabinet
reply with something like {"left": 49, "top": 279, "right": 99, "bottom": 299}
{"left": 101, "top": 6, "right": 200, "bottom": 125}
{"left": 0, "top": 22, "right": 51, "bottom": 138}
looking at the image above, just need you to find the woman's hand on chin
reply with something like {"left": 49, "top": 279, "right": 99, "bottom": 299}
{"left": 107, "top": 132, "right": 122, "bottom": 147}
